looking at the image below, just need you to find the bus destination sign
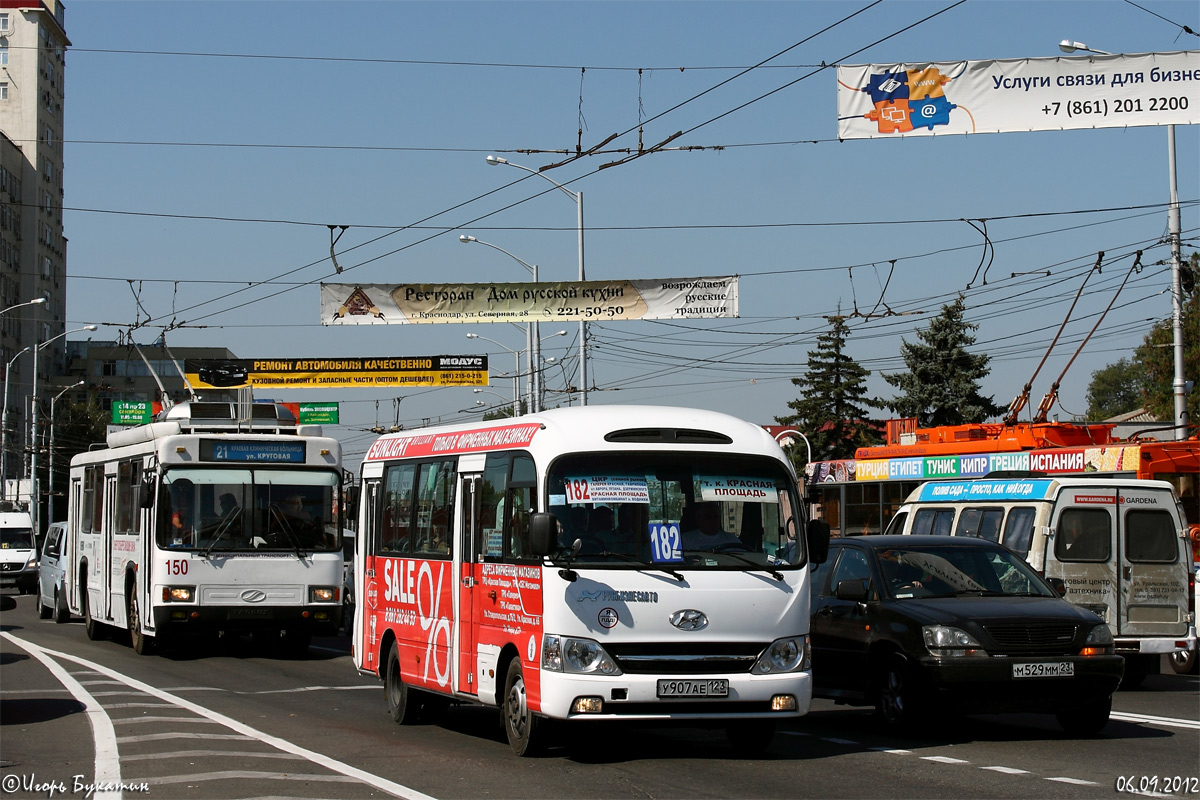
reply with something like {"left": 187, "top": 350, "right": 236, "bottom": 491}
{"left": 201, "top": 440, "right": 307, "bottom": 463}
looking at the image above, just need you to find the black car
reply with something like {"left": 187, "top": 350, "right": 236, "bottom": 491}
{"left": 810, "top": 535, "right": 1124, "bottom": 735}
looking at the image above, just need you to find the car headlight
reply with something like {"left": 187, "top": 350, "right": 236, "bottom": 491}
{"left": 541, "top": 634, "right": 621, "bottom": 675}
{"left": 25, "top": 557, "right": 39, "bottom": 570}
{"left": 923, "top": 625, "right": 987, "bottom": 657}
{"left": 1081, "top": 623, "right": 1114, "bottom": 656}
{"left": 752, "top": 635, "right": 809, "bottom": 674}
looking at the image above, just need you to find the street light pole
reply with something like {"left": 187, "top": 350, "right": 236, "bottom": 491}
{"left": 47, "top": 380, "right": 83, "bottom": 527}
{"left": 1, "top": 297, "right": 47, "bottom": 317}
{"left": 467, "top": 333, "right": 521, "bottom": 415}
{"left": 1058, "top": 40, "right": 1187, "bottom": 439}
{"left": 1, "top": 346, "right": 32, "bottom": 502}
{"left": 29, "top": 324, "right": 97, "bottom": 535}
{"left": 459, "top": 235, "right": 543, "bottom": 411}
{"left": 486, "top": 156, "right": 588, "bottom": 405}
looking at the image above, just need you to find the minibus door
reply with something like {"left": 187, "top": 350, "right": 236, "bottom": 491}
{"left": 456, "top": 469, "right": 483, "bottom": 695}
{"left": 357, "top": 477, "right": 381, "bottom": 673}
{"left": 1116, "top": 486, "right": 1188, "bottom": 640}
{"left": 1045, "top": 490, "right": 1118, "bottom": 626}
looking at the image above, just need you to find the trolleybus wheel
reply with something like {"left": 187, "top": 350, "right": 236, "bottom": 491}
{"left": 83, "top": 589, "right": 105, "bottom": 641}
{"left": 128, "top": 590, "right": 154, "bottom": 655}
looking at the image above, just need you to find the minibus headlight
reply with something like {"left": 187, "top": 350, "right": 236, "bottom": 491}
{"left": 162, "top": 586, "right": 194, "bottom": 603}
{"left": 1081, "top": 623, "right": 1114, "bottom": 656}
{"left": 25, "top": 557, "right": 39, "bottom": 570}
{"left": 541, "top": 634, "right": 621, "bottom": 675}
{"left": 923, "top": 625, "right": 987, "bottom": 657}
{"left": 752, "top": 635, "right": 808, "bottom": 674}
{"left": 310, "top": 586, "right": 339, "bottom": 603}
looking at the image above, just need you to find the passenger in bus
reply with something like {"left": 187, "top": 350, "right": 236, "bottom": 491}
{"left": 682, "top": 502, "right": 742, "bottom": 551}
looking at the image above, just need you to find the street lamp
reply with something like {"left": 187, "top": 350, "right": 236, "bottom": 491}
{"left": 47, "top": 380, "right": 84, "bottom": 527}
{"left": 467, "top": 332, "right": 522, "bottom": 414}
{"left": 30, "top": 324, "right": 97, "bottom": 535}
{"left": 486, "top": 155, "right": 589, "bottom": 406}
{"left": 0, "top": 346, "right": 31, "bottom": 501}
{"left": 1057, "top": 40, "right": 1187, "bottom": 439}
{"left": 1, "top": 297, "right": 47, "bottom": 316}
{"left": 459, "top": 234, "right": 543, "bottom": 411}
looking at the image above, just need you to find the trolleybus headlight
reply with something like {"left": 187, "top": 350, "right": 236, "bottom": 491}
{"left": 752, "top": 635, "right": 808, "bottom": 674}
{"left": 541, "top": 634, "right": 621, "bottom": 675}
{"left": 923, "top": 625, "right": 987, "bottom": 658}
{"left": 1081, "top": 623, "right": 1114, "bottom": 656}
{"left": 162, "top": 586, "right": 194, "bottom": 603}
{"left": 310, "top": 586, "right": 339, "bottom": 603}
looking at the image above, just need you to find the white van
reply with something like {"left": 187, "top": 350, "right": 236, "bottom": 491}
{"left": 37, "top": 521, "right": 71, "bottom": 622}
{"left": 884, "top": 477, "right": 1197, "bottom": 685}
{"left": 0, "top": 509, "right": 39, "bottom": 595}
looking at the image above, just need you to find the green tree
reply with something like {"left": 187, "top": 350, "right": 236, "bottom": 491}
{"left": 43, "top": 398, "right": 108, "bottom": 526}
{"left": 882, "top": 296, "right": 1003, "bottom": 426}
{"left": 1083, "top": 252, "right": 1198, "bottom": 426}
{"left": 776, "top": 315, "right": 881, "bottom": 462}
{"left": 1084, "top": 358, "right": 1147, "bottom": 420}
{"left": 1133, "top": 255, "right": 1198, "bottom": 426}
{"left": 482, "top": 400, "right": 527, "bottom": 421}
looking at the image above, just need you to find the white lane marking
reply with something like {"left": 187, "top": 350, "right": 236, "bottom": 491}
{"left": 1, "top": 632, "right": 123, "bottom": 800}
{"left": 1046, "top": 777, "right": 1099, "bottom": 785}
{"left": 112, "top": 716, "right": 222, "bottom": 725}
{"left": 12, "top": 636, "right": 438, "bottom": 800}
{"left": 121, "top": 750, "right": 303, "bottom": 763}
{"left": 253, "top": 685, "right": 377, "bottom": 694}
{"left": 868, "top": 747, "right": 912, "bottom": 754}
{"left": 129, "top": 771, "right": 360, "bottom": 787}
{"left": 982, "top": 766, "right": 1030, "bottom": 774}
{"left": 1110, "top": 711, "right": 1200, "bottom": 731}
{"left": 921, "top": 756, "right": 969, "bottom": 764}
{"left": 117, "top": 733, "right": 253, "bottom": 744}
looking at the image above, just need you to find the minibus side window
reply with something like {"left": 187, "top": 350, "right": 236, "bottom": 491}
{"left": 381, "top": 463, "right": 415, "bottom": 554}
{"left": 913, "top": 508, "right": 954, "bottom": 536}
{"left": 1002, "top": 507, "right": 1036, "bottom": 558}
{"left": 956, "top": 508, "right": 1003, "bottom": 542}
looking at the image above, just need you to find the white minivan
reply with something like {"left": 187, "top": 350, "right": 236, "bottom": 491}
{"left": 884, "top": 477, "right": 1197, "bottom": 686}
{"left": 0, "top": 509, "right": 39, "bottom": 595}
{"left": 37, "top": 521, "right": 71, "bottom": 623}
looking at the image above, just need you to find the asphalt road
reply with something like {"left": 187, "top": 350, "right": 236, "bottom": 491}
{"left": 1, "top": 591, "right": 1197, "bottom": 800}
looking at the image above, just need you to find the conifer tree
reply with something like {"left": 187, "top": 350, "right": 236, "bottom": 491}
{"left": 882, "top": 296, "right": 1003, "bottom": 426}
{"left": 776, "top": 315, "right": 881, "bottom": 461}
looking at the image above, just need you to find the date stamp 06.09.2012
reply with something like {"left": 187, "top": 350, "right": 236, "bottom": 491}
{"left": 1115, "top": 776, "right": 1199, "bottom": 795}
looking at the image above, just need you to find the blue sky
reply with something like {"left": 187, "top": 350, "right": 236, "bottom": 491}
{"left": 60, "top": 0, "right": 1198, "bottom": 466}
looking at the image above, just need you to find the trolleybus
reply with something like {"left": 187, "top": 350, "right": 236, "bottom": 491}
{"left": 67, "top": 401, "right": 345, "bottom": 655}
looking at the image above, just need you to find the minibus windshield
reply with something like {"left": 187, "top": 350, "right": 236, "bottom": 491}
{"left": 545, "top": 452, "right": 803, "bottom": 570}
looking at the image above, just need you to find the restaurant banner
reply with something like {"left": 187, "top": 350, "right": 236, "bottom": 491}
{"left": 320, "top": 277, "right": 739, "bottom": 325}
{"left": 837, "top": 50, "right": 1199, "bottom": 139}
{"left": 185, "top": 356, "right": 488, "bottom": 389}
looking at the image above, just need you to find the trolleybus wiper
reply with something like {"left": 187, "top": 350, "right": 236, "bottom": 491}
{"left": 202, "top": 508, "right": 241, "bottom": 558}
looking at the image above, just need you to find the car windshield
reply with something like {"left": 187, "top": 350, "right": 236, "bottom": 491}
{"left": 159, "top": 468, "right": 342, "bottom": 553}
{"left": 545, "top": 452, "right": 803, "bottom": 572}
{"left": 875, "top": 544, "right": 1056, "bottom": 599}
{"left": 0, "top": 528, "right": 35, "bottom": 549}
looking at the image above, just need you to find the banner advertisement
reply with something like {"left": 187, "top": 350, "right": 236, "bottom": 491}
{"left": 837, "top": 50, "right": 1198, "bottom": 139}
{"left": 185, "top": 356, "right": 488, "bottom": 389}
{"left": 298, "top": 402, "right": 340, "bottom": 424}
{"left": 112, "top": 401, "right": 151, "bottom": 425}
{"left": 320, "top": 277, "right": 739, "bottom": 325}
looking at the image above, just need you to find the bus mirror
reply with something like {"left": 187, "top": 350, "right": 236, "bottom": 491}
{"left": 529, "top": 512, "right": 557, "bottom": 557}
{"left": 139, "top": 476, "right": 156, "bottom": 509}
{"left": 806, "top": 518, "right": 831, "bottom": 564}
